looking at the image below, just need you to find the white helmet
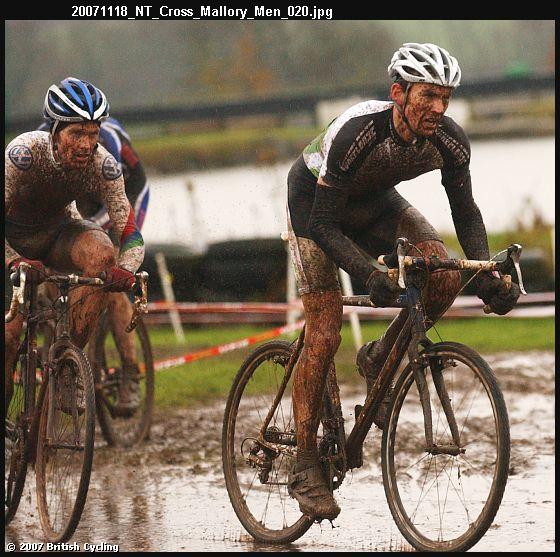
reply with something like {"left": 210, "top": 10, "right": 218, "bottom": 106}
{"left": 388, "top": 43, "right": 461, "bottom": 88}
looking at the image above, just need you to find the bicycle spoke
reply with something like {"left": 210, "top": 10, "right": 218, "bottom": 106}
{"left": 224, "top": 341, "right": 311, "bottom": 541}
{"left": 385, "top": 346, "right": 509, "bottom": 550}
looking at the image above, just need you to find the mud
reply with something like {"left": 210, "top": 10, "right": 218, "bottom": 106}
{"left": 5, "top": 351, "right": 555, "bottom": 552}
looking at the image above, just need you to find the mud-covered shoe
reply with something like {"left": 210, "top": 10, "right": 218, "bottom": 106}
{"left": 113, "top": 363, "right": 141, "bottom": 418}
{"left": 356, "top": 340, "right": 392, "bottom": 429}
{"left": 287, "top": 462, "right": 340, "bottom": 521}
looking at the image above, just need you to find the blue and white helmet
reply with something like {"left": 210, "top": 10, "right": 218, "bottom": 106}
{"left": 43, "top": 77, "right": 110, "bottom": 130}
{"left": 388, "top": 43, "right": 461, "bottom": 88}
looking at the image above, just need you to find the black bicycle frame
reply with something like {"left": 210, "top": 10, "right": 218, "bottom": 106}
{"left": 344, "top": 285, "right": 425, "bottom": 469}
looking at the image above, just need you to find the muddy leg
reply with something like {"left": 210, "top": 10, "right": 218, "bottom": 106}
{"left": 67, "top": 230, "right": 116, "bottom": 349}
{"left": 5, "top": 314, "right": 24, "bottom": 410}
{"left": 415, "top": 240, "right": 461, "bottom": 325}
{"left": 292, "top": 291, "right": 342, "bottom": 465}
{"left": 107, "top": 292, "right": 136, "bottom": 364}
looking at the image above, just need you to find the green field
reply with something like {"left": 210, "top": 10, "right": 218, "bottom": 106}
{"left": 151, "top": 317, "right": 554, "bottom": 409}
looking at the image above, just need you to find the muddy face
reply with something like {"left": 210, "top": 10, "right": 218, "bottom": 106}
{"left": 392, "top": 82, "right": 453, "bottom": 139}
{"left": 54, "top": 122, "right": 100, "bottom": 169}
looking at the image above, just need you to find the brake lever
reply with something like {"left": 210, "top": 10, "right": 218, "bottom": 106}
{"left": 506, "top": 244, "right": 527, "bottom": 295}
{"left": 126, "top": 271, "right": 149, "bottom": 333}
{"left": 5, "top": 265, "right": 28, "bottom": 323}
{"left": 377, "top": 237, "right": 409, "bottom": 287}
{"left": 396, "top": 238, "right": 408, "bottom": 289}
{"left": 14, "top": 265, "right": 28, "bottom": 304}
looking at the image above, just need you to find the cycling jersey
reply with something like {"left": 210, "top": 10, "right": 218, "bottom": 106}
{"left": 287, "top": 100, "right": 489, "bottom": 286}
{"left": 5, "top": 131, "right": 144, "bottom": 272}
{"left": 37, "top": 117, "right": 150, "bottom": 231}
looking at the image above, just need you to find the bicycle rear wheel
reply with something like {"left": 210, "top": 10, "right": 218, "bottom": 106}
{"left": 222, "top": 340, "right": 314, "bottom": 544}
{"left": 35, "top": 345, "right": 96, "bottom": 542}
{"left": 90, "top": 312, "right": 154, "bottom": 447}
{"left": 381, "top": 342, "right": 510, "bottom": 552}
{"left": 4, "top": 348, "right": 28, "bottom": 524}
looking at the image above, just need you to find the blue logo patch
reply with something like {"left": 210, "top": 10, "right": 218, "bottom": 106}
{"left": 9, "top": 145, "right": 33, "bottom": 170}
{"left": 102, "top": 155, "right": 123, "bottom": 181}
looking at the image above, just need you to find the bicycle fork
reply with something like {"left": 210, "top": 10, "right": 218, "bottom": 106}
{"left": 408, "top": 288, "right": 463, "bottom": 456}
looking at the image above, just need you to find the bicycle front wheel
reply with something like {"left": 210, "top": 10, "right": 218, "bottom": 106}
{"left": 4, "top": 350, "right": 28, "bottom": 524}
{"left": 222, "top": 340, "right": 314, "bottom": 544}
{"left": 381, "top": 341, "right": 510, "bottom": 552}
{"left": 90, "top": 312, "right": 154, "bottom": 447}
{"left": 35, "top": 345, "right": 96, "bottom": 542}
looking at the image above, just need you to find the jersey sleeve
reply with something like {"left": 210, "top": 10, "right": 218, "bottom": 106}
{"left": 120, "top": 140, "right": 147, "bottom": 208}
{"left": 307, "top": 182, "right": 376, "bottom": 285}
{"left": 437, "top": 119, "right": 490, "bottom": 260}
{"left": 95, "top": 152, "right": 145, "bottom": 272}
{"left": 320, "top": 114, "right": 378, "bottom": 190}
{"left": 308, "top": 110, "right": 385, "bottom": 284}
{"left": 4, "top": 140, "right": 30, "bottom": 265}
{"left": 100, "top": 123, "right": 147, "bottom": 220}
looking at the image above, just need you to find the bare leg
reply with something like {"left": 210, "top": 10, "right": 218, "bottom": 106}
{"left": 415, "top": 240, "right": 461, "bottom": 324}
{"left": 66, "top": 230, "right": 116, "bottom": 348}
{"left": 107, "top": 292, "right": 136, "bottom": 365}
{"left": 4, "top": 313, "right": 24, "bottom": 409}
{"left": 292, "top": 290, "right": 343, "bottom": 465}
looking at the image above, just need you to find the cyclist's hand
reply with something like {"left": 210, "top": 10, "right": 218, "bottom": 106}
{"left": 367, "top": 270, "right": 403, "bottom": 307}
{"left": 105, "top": 267, "right": 135, "bottom": 292}
{"left": 10, "top": 257, "right": 47, "bottom": 283}
{"left": 475, "top": 272, "right": 520, "bottom": 315}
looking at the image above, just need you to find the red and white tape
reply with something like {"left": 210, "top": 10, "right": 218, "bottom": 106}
{"left": 154, "top": 319, "right": 304, "bottom": 371}
{"left": 150, "top": 292, "right": 554, "bottom": 371}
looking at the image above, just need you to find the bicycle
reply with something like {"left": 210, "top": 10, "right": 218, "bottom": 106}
{"left": 38, "top": 275, "right": 153, "bottom": 448}
{"left": 222, "top": 238, "right": 527, "bottom": 551}
{"left": 87, "top": 282, "right": 154, "bottom": 448}
{"left": 4, "top": 263, "right": 148, "bottom": 542}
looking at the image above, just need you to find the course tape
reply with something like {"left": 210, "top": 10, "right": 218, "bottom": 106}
{"left": 151, "top": 292, "right": 554, "bottom": 371}
{"left": 154, "top": 319, "right": 304, "bottom": 371}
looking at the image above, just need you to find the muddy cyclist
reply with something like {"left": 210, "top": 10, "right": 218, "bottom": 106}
{"left": 5, "top": 77, "right": 145, "bottom": 409}
{"left": 37, "top": 115, "right": 151, "bottom": 416}
{"left": 285, "top": 42, "right": 521, "bottom": 520}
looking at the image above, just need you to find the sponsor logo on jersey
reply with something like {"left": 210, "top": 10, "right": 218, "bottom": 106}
{"left": 339, "top": 120, "right": 377, "bottom": 172}
{"left": 102, "top": 155, "right": 123, "bottom": 180}
{"left": 436, "top": 129, "right": 469, "bottom": 166}
{"left": 9, "top": 145, "right": 33, "bottom": 170}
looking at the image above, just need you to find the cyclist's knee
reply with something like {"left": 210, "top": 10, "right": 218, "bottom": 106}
{"left": 5, "top": 316, "right": 24, "bottom": 349}
{"left": 72, "top": 230, "right": 116, "bottom": 276}
{"left": 415, "top": 240, "right": 461, "bottom": 320}
{"left": 308, "top": 327, "right": 341, "bottom": 360}
{"left": 302, "top": 291, "right": 342, "bottom": 359}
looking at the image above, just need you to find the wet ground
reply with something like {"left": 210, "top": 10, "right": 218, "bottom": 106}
{"left": 5, "top": 351, "right": 555, "bottom": 552}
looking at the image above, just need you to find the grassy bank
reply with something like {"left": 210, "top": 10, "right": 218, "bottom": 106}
{"left": 151, "top": 317, "right": 554, "bottom": 408}
{"left": 133, "top": 124, "right": 317, "bottom": 172}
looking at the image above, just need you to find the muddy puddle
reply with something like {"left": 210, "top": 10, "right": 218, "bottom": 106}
{"left": 5, "top": 351, "right": 554, "bottom": 552}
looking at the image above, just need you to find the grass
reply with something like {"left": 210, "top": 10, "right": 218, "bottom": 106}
{"left": 151, "top": 317, "right": 554, "bottom": 409}
{"left": 131, "top": 124, "right": 318, "bottom": 171}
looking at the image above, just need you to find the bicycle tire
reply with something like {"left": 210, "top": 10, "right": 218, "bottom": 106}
{"left": 91, "top": 311, "right": 154, "bottom": 447}
{"left": 4, "top": 347, "right": 29, "bottom": 524}
{"left": 222, "top": 340, "right": 314, "bottom": 544}
{"left": 381, "top": 341, "right": 510, "bottom": 552}
{"left": 35, "top": 345, "right": 96, "bottom": 543}
{"left": 5, "top": 318, "right": 51, "bottom": 523}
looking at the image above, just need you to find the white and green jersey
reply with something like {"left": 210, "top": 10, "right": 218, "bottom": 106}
{"left": 302, "top": 100, "right": 393, "bottom": 179}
